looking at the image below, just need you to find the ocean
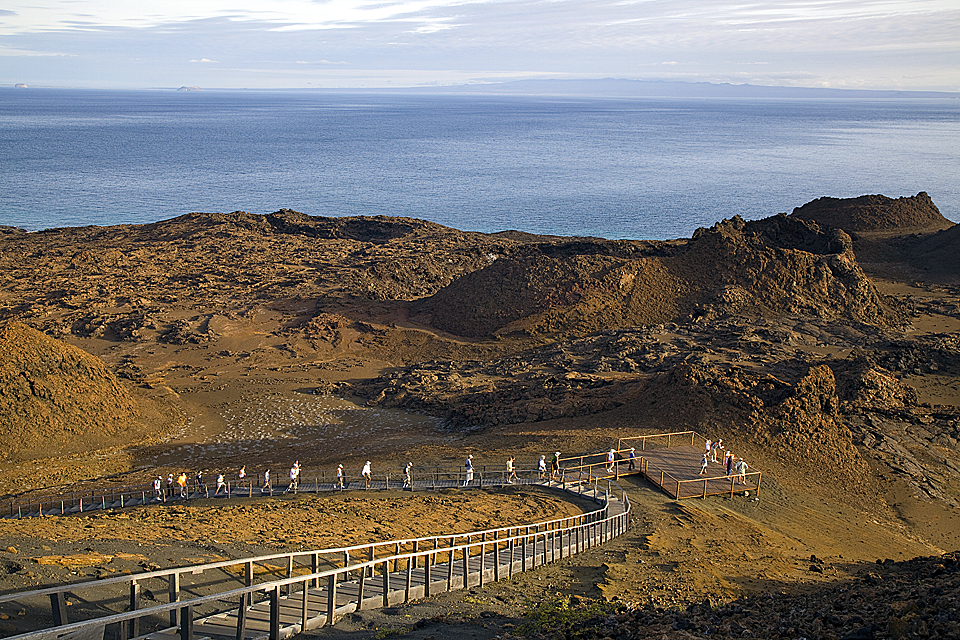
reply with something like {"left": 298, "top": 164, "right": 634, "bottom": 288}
{"left": 1, "top": 89, "right": 958, "bottom": 240}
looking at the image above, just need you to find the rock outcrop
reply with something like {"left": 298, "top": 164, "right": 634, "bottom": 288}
{"left": 0, "top": 322, "right": 151, "bottom": 462}
{"left": 413, "top": 213, "right": 894, "bottom": 338}
{"left": 791, "top": 191, "right": 952, "bottom": 232}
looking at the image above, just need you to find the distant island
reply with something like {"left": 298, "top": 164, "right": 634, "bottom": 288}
{"left": 14, "top": 83, "right": 27, "bottom": 89}
{"left": 177, "top": 85, "right": 203, "bottom": 92}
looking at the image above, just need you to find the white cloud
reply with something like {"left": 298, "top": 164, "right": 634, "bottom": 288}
{"left": 1, "top": 0, "right": 957, "bottom": 90}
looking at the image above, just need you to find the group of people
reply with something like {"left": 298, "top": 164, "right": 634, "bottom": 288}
{"left": 699, "top": 438, "right": 749, "bottom": 483}
{"left": 149, "top": 440, "right": 748, "bottom": 503}
{"left": 605, "top": 447, "right": 638, "bottom": 473}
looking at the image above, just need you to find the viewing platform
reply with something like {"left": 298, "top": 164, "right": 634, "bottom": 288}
{"left": 562, "top": 431, "right": 762, "bottom": 500}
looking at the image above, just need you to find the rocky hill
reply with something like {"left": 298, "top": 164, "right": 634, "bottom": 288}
{"left": 0, "top": 322, "right": 155, "bottom": 463}
{"left": 791, "top": 191, "right": 952, "bottom": 232}
{"left": 413, "top": 213, "right": 894, "bottom": 339}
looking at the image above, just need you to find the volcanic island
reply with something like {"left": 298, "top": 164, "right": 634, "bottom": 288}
{"left": 0, "top": 192, "right": 958, "bottom": 639}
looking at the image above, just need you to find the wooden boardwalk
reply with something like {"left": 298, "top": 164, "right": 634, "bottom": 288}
{"left": 141, "top": 480, "right": 627, "bottom": 640}
{"left": 619, "top": 445, "right": 760, "bottom": 499}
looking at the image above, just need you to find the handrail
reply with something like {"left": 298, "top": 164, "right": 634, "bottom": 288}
{"left": 3, "top": 465, "right": 561, "bottom": 519}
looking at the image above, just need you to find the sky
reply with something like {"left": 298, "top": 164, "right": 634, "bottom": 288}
{"left": 0, "top": 0, "right": 958, "bottom": 91}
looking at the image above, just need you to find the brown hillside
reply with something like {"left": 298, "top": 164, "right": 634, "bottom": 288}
{"left": 790, "top": 191, "right": 952, "bottom": 233}
{"left": 413, "top": 214, "right": 894, "bottom": 338}
{"left": 0, "top": 322, "right": 153, "bottom": 463}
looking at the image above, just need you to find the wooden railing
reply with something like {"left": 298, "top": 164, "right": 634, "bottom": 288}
{"left": 566, "top": 431, "right": 762, "bottom": 500}
{"left": 0, "top": 475, "right": 630, "bottom": 640}
{"left": 3, "top": 465, "right": 553, "bottom": 520}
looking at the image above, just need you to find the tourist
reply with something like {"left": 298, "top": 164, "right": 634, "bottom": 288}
{"left": 403, "top": 462, "right": 413, "bottom": 488}
{"left": 153, "top": 476, "right": 163, "bottom": 500}
{"left": 699, "top": 454, "right": 709, "bottom": 475}
{"left": 238, "top": 465, "right": 246, "bottom": 488}
{"left": 734, "top": 457, "right": 748, "bottom": 485}
{"left": 506, "top": 457, "right": 517, "bottom": 484}
{"left": 177, "top": 472, "right": 187, "bottom": 498}
{"left": 215, "top": 473, "right": 227, "bottom": 495}
{"left": 195, "top": 471, "right": 205, "bottom": 495}
{"left": 705, "top": 439, "right": 713, "bottom": 458}
{"left": 628, "top": 448, "right": 636, "bottom": 471}
{"left": 286, "top": 462, "right": 299, "bottom": 492}
{"left": 262, "top": 469, "right": 271, "bottom": 494}
{"left": 362, "top": 461, "right": 372, "bottom": 489}
{"left": 537, "top": 455, "right": 547, "bottom": 480}
{"left": 606, "top": 448, "right": 616, "bottom": 473}
{"left": 167, "top": 473, "right": 174, "bottom": 496}
{"left": 463, "top": 455, "right": 474, "bottom": 486}
{"left": 336, "top": 463, "right": 345, "bottom": 490}
{"left": 711, "top": 439, "right": 723, "bottom": 463}
{"left": 725, "top": 451, "right": 734, "bottom": 476}
{"left": 551, "top": 451, "right": 561, "bottom": 481}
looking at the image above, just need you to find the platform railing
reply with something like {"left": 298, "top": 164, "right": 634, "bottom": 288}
{"left": 3, "top": 465, "right": 555, "bottom": 520}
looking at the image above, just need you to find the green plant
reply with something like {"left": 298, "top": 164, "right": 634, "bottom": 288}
{"left": 518, "top": 596, "right": 621, "bottom": 636}
{"left": 374, "top": 626, "right": 408, "bottom": 639}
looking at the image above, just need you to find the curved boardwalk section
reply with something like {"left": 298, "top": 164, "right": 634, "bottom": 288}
{"left": 0, "top": 477, "right": 629, "bottom": 640}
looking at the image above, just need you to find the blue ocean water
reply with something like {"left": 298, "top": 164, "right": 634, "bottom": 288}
{"left": 1, "top": 89, "right": 958, "bottom": 239}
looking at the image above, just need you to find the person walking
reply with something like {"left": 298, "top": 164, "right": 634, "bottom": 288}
{"left": 238, "top": 465, "right": 246, "bottom": 488}
{"left": 195, "top": 471, "right": 205, "bottom": 496}
{"left": 725, "top": 451, "right": 734, "bottom": 476}
{"left": 506, "top": 457, "right": 517, "bottom": 484}
{"left": 711, "top": 439, "right": 723, "bottom": 463}
{"left": 699, "top": 453, "right": 709, "bottom": 474}
{"left": 628, "top": 448, "right": 637, "bottom": 471}
{"left": 153, "top": 476, "right": 163, "bottom": 500}
{"left": 215, "top": 473, "right": 227, "bottom": 495}
{"left": 262, "top": 469, "right": 271, "bottom": 494}
{"left": 606, "top": 449, "right": 617, "bottom": 473}
{"left": 403, "top": 462, "right": 413, "bottom": 488}
{"left": 167, "top": 473, "right": 174, "bottom": 497}
{"left": 734, "top": 457, "right": 748, "bottom": 485}
{"left": 177, "top": 472, "right": 187, "bottom": 498}
{"left": 463, "top": 455, "right": 474, "bottom": 487}
{"left": 551, "top": 452, "right": 561, "bottom": 481}
{"left": 704, "top": 439, "right": 713, "bottom": 458}
{"left": 362, "top": 461, "right": 372, "bottom": 489}
{"left": 286, "top": 462, "right": 299, "bottom": 492}
{"left": 336, "top": 464, "right": 345, "bottom": 490}
{"left": 537, "top": 455, "right": 547, "bottom": 480}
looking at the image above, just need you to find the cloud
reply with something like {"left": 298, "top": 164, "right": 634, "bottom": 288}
{"left": 189, "top": 57, "right": 217, "bottom": 63}
{"left": 0, "top": 43, "right": 69, "bottom": 56}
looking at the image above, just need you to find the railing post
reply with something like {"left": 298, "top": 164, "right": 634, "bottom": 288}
{"left": 50, "top": 592, "right": 67, "bottom": 626}
{"left": 169, "top": 573, "right": 180, "bottom": 627}
{"left": 381, "top": 561, "right": 390, "bottom": 607}
{"left": 357, "top": 566, "right": 366, "bottom": 606}
{"left": 327, "top": 573, "right": 337, "bottom": 625}
{"left": 235, "top": 593, "right": 249, "bottom": 640}
{"left": 129, "top": 580, "right": 141, "bottom": 638}
{"left": 270, "top": 586, "right": 280, "bottom": 640}
{"left": 493, "top": 531, "right": 500, "bottom": 582}
{"left": 424, "top": 550, "right": 432, "bottom": 597}
{"left": 447, "top": 538, "right": 455, "bottom": 591}
{"left": 180, "top": 604, "right": 195, "bottom": 640}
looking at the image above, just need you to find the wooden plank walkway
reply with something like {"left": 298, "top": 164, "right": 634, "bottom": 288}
{"left": 634, "top": 445, "right": 760, "bottom": 499}
{"left": 145, "top": 481, "right": 627, "bottom": 640}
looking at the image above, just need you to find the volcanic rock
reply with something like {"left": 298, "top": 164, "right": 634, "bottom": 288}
{"left": 0, "top": 322, "right": 152, "bottom": 462}
{"left": 791, "top": 191, "right": 952, "bottom": 233}
{"left": 414, "top": 213, "right": 894, "bottom": 338}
